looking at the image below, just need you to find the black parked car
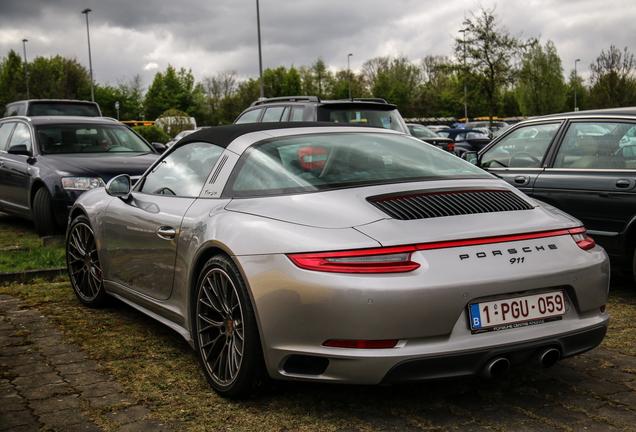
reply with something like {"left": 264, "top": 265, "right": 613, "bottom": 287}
{"left": 0, "top": 116, "right": 161, "bottom": 235}
{"left": 234, "top": 96, "right": 409, "bottom": 134}
{"left": 465, "top": 107, "right": 636, "bottom": 282}
{"left": 437, "top": 128, "right": 491, "bottom": 156}
{"left": 406, "top": 123, "right": 455, "bottom": 152}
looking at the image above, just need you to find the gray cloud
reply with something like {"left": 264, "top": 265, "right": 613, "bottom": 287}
{"left": 0, "top": 0, "right": 634, "bottom": 91}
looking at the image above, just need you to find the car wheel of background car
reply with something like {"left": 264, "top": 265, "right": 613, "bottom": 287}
{"left": 194, "top": 254, "right": 265, "bottom": 398}
{"left": 66, "top": 215, "right": 108, "bottom": 307}
{"left": 33, "top": 187, "right": 60, "bottom": 237}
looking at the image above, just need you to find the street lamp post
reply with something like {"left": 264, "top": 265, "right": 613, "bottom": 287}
{"left": 574, "top": 58, "right": 580, "bottom": 111}
{"left": 459, "top": 29, "right": 468, "bottom": 122}
{"left": 348, "top": 53, "right": 353, "bottom": 101}
{"left": 22, "top": 39, "right": 29, "bottom": 99}
{"left": 256, "top": 0, "right": 264, "bottom": 99}
{"left": 82, "top": 8, "right": 95, "bottom": 102}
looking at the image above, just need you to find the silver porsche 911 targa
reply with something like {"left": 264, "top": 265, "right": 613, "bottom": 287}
{"left": 66, "top": 122, "right": 610, "bottom": 398}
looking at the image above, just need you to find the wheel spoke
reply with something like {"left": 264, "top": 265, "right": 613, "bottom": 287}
{"left": 197, "top": 266, "right": 245, "bottom": 387}
{"left": 67, "top": 222, "right": 102, "bottom": 303}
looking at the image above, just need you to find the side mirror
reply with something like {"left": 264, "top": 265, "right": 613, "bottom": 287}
{"left": 152, "top": 142, "right": 167, "bottom": 154}
{"left": 462, "top": 151, "right": 479, "bottom": 165}
{"left": 106, "top": 174, "right": 132, "bottom": 200}
{"left": 8, "top": 144, "right": 31, "bottom": 156}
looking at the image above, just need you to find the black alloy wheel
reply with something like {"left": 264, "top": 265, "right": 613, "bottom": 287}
{"left": 66, "top": 215, "right": 107, "bottom": 307}
{"left": 194, "top": 255, "right": 264, "bottom": 398}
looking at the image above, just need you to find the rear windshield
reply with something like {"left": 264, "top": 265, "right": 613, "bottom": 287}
{"left": 28, "top": 102, "right": 101, "bottom": 117}
{"left": 316, "top": 106, "right": 407, "bottom": 133}
{"left": 226, "top": 132, "right": 488, "bottom": 197}
{"left": 35, "top": 124, "right": 153, "bottom": 154}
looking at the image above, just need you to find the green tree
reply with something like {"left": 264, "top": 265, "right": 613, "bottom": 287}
{"left": 133, "top": 125, "right": 170, "bottom": 144}
{"left": 263, "top": 66, "right": 287, "bottom": 98}
{"left": 564, "top": 69, "right": 589, "bottom": 112}
{"left": 588, "top": 45, "right": 636, "bottom": 108}
{"left": 456, "top": 4, "right": 531, "bottom": 125}
{"left": 311, "top": 57, "right": 330, "bottom": 98}
{"left": 282, "top": 66, "right": 302, "bottom": 96}
{"left": 516, "top": 40, "right": 566, "bottom": 116}
{"left": 0, "top": 50, "right": 27, "bottom": 109}
{"left": 144, "top": 65, "right": 200, "bottom": 120}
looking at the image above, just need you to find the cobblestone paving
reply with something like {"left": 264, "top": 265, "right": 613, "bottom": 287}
{"left": 0, "top": 294, "right": 173, "bottom": 432}
{"left": 1, "top": 291, "right": 636, "bottom": 431}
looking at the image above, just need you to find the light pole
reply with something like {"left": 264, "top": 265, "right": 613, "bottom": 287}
{"left": 574, "top": 58, "right": 580, "bottom": 111}
{"left": 348, "top": 53, "right": 353, "bottom": 101}
{"left": 256, "top": 0, "right": 264, "bottom": 99}
{"left": 22, "top": 39, "right": 29, "bottom": 99}
{"left": 82, "top": 8, "right": 94, "bottom": 102}
{"left": 459, "top": 29, "right": 468, "bottom": 122}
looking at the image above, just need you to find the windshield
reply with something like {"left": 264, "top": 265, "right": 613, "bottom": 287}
{"left": 36, "top": 124, "right": 153, "bottom": 154}
{"left": 226, "top": 132, "right": 489, "bottom": 197}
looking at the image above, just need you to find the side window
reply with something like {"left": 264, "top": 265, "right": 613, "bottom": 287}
{"left": 0, "top": 122, "right": 16, "bottom": 151}
{"left": 261, "top": 106, "right": 286, "bottom": 122}
{"left": 553, "top": 122, "right": 634, "bottom": 170}
{"left": 481, "top": 123, "right": 560, "bottom": 168}
{"left": 290, "top": 107, "right": 304, "bottom": 121}
{"left": 140, "top": 142, "right": 224, "bottom": 197}
{"left": 8, "top": 123, "right": 32, "bottom": 152}
{"left": 235, "top": 108, "right": 263, "bottom": 124}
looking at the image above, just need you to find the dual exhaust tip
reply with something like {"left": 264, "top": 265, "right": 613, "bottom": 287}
{"left": 481, "top": 347, "right": 560, "bottom": 378}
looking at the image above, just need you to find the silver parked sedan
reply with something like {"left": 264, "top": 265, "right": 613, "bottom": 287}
{"left": 66, "top": 123, "right": 610, "bottom": 398}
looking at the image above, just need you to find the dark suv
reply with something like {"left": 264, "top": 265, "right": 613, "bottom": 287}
{"left": 466, "top": 107, "right": 636, "bottom": 282}
{"left": 234, "top": 96, "right": 409, "bottom": 134}
{"left": 3, "top": 99, "right": 102, "bottom": 117}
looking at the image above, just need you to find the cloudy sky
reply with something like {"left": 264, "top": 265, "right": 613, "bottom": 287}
{"left": 1, "top": 0, "right": 635, "bottom": 91}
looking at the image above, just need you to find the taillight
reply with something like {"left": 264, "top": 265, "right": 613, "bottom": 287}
{"left": 287, "top": 246, "right": 419, "bottom": 273}
{"left": 568, "top": 227, "right": 595, "bottom": 250}
{"left": 323, "top": 339, "right": 398, "bottom": 348}
{"left": 448, "top": 142, "right": 455, "bottom": 152}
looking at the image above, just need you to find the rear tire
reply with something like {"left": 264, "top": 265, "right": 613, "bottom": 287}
{"left": 193, "top": 254, "right": 265, "bottom": 398}
{"left": 33, "top": 187, "right": 59, "bottom": 236}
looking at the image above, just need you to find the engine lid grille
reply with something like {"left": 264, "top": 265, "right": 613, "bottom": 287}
{"left": 368, "top": 190, "right": 534, "bottom": 221}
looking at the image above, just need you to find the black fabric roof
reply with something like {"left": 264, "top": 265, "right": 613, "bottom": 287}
{"left": 176, "top": 122, "right": 367, "bottom": 148}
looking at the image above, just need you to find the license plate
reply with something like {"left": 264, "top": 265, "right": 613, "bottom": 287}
{"left": 469, "top": 290, "right": 566, "bottom": 333}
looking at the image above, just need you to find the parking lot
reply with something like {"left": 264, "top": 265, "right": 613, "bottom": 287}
{"left": 1, "top": 213, "right": 635, "bottom": 431}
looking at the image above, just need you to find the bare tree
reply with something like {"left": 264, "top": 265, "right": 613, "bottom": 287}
{"left": 455, "top": 4, "right": 532, "bottom": 124}
{"left": 588, "top": 45, "right": 636, "bottom": 108}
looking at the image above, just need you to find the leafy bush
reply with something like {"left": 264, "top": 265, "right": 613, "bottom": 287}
{"left": 133, "top": 125, "right": 170, "bottom": 144}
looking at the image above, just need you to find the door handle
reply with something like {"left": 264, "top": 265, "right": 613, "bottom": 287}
{"left": 616, "top": 179, "right": 631, "bottom": 188}
{"left": 157, "top": 226, "right": 176, "bottom": 240}
{"left": 514, "top": 175, "right": 529, "bottom": 184}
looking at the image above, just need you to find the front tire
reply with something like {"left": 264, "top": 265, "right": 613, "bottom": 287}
{"left": 66, "top": 215, "right": 108, "bottom": 307}
{"left": 33, "top": 187, "right": 60, "bottom": 236}
{"left": 194, "top": 255, "right": 265, "bottom": 398}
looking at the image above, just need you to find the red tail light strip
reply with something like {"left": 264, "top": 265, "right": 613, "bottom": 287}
{"left": 287, "top": 228, "right": 594, "bottom": 273}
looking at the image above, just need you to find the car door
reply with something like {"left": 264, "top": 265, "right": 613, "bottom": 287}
{"left": 479, "top": 122, "right": 563, "bottom": 195}
{"left": 532, "top": 120, "right": 636, "bottom": 256}
{"left": 101, "top": 142, "right": 224, "bottom": 300}
{"left": 0, "top": 121, "right": 33, "bottom": 215}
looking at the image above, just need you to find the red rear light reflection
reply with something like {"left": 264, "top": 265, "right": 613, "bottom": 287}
{"left": 448, "top": 142, "right": 455, "bottom": 152}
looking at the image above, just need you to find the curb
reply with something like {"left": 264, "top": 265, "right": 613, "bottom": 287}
{"left": 0, "top": 267, "right": 67, "bottom": 284}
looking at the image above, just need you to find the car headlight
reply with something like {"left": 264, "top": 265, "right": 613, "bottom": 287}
{"left": 61, "top": 177, "right": 106, "bottom": 191}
